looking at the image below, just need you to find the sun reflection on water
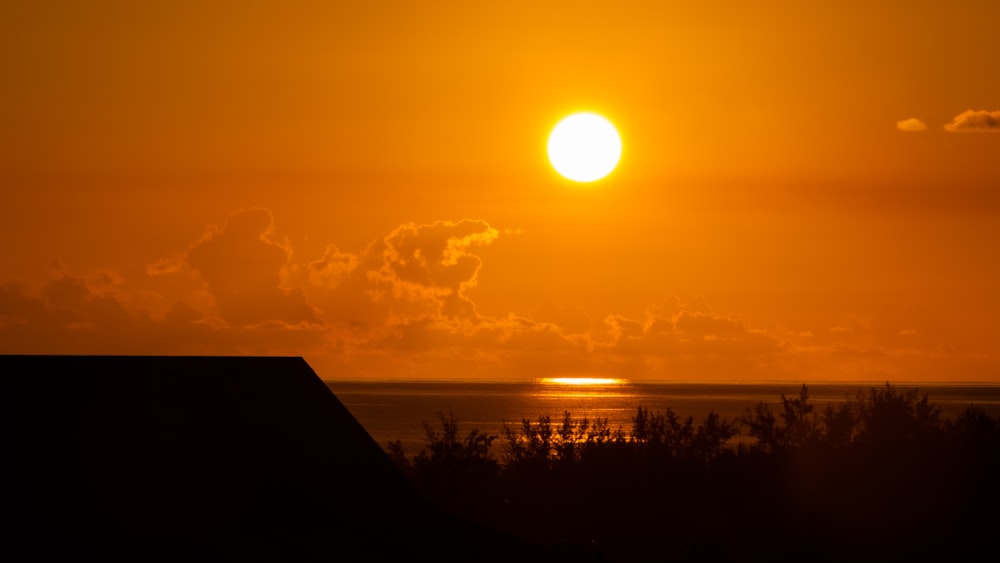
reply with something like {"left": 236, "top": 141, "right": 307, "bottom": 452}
{"left": 534, "top": 377, "right": 632, "bottom": 400}
{"left": 540, "top": 377, "right": 627, "bottom": 386}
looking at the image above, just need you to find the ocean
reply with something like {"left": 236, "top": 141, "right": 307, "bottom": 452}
{"left": 325, "top": 379, "right": 1000, "bottom": 455}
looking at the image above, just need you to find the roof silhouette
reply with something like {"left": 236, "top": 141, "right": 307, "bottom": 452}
{"left": 3, "top": 355, "right": 521, "bottom": 562}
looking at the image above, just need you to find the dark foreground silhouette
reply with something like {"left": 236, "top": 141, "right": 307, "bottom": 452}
{"left": 388, "top": 384, "right": 1000, "bottom": 562}
{"left": 7, "top": 355, "right": 997, "bottom": 562}
{"left": 3, "top": 355, "right": 530, "bottom": 562}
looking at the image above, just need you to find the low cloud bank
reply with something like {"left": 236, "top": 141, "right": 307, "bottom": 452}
{"left": 2, "top": 209, "right": 995, "bottom": 382}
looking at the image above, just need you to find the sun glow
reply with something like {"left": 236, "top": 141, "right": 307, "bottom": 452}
{"left": 547, "top": 112, "right": 622, "bottom": 182}
{"left": 540, "top": 377, "right": 627, "bottom": 386}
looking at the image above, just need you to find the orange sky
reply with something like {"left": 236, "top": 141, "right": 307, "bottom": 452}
{"left": 2, "top": 1, "right": 999, "bottom": 382}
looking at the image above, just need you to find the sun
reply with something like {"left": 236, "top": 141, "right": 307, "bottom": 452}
{"left": 547, "top": 112, "right": 622, "bottom": 183}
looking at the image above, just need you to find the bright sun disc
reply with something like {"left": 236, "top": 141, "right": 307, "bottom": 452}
{"left": 547, "top": 112, "right": 622, "bottom": 183}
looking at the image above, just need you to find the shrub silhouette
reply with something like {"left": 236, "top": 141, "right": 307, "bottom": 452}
{"left": 385, "top": 383, "right": 1000, "bottom": 562}
{"left": 946, "top": 404, "right": 1000, "bottom": 448}
{"left": 740, "top": 384, "right": 820, "bottom": 451}
{"left": 819, "top": 398, "right": 858, "bottom": 449}
{"left": 409, "top": 411, "right": 499, "bottom": 480}
{"left": 740, "top": 400, "right": 779, "bottom": 451}
{"left": 855, "top": 383, "right": 941, "bottom": 447}
{"left": 630, "top": 406, "right": 695, "bottom": 458}
{"left": 691, "top": 410, "right": 738, "bottom": 459}
{"left": 501, "top": 411, "right": 630, "bottom": 475}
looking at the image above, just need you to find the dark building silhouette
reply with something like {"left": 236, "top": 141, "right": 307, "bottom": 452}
{"left": 3, "top": 355, "right": 517, "bottom": 562}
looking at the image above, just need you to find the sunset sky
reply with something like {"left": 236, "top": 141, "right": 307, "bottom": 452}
{"left": 2, "top": 1, "right": 998, "bottom": 382}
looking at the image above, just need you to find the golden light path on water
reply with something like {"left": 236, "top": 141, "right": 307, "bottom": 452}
{"left": 535, "top": 377, "right": 632, "bottom": 400}
{"left": 539, "top": 377, "right": 627, "bottom": 386}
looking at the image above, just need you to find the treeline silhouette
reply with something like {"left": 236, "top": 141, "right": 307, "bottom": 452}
{"left": 386, "top": 384, "right": 1000, "bottom": 562}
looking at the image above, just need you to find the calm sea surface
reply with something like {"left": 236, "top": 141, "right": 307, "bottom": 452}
{"left": 325, "top": 380, "right": 1000, "bottom": 454}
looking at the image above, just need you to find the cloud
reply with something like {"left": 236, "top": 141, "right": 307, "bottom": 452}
{"left": 0, "top": 269, "right": 327, "bottom": 358}
{"left": 42, "top": 275, "right": 90, "bottom": 317}
{"left": 146, "top": 255, "right": 185, "bottom": 276}
{"left": 378, "top": 219, "right": 498, "bottom": 292}
{"left": 0, "top": 281, "right": 43, "bottom": 329}
{"left": 306, "top": 245, "right": 358, "bottom": 287}
{"left": 2, "top": 214, "right": 509, "bottom": 369}
{"left": 5, "top": 210, "right": 998, "bottom": 382}
{"left": 896, "top": 118, "right": 927, "bottom": 132}
{"left": 532, "top": 300, "right": 591, "bottom": 335}
{"left": 300, "top": 219, "right": 500, "bottom": 328}
{"left": 674, "top": 311, "right": 748, "bottom": 340}
{"left": 944, "top": 109, "right": 1000, "bottom": 132}
{"left": 578, "top": 305, "right": 788, "bottom": 381}
{"left": 186, "top": 208, "right": 318, "bottom": 327}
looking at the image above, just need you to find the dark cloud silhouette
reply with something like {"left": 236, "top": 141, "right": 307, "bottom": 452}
{"left": 944, "top": 109, "right": 1000, "bottom": 132}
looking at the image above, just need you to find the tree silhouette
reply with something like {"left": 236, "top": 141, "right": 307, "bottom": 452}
{"left": 855, "top": 383, "right": 940, "bottom": 447}
{"left": 383, "top": 384, "right": 1000, "bottom": 562}
{"left": 779, "top": 384, "right": 819, "bottom": 447}
{"left": 819, "top": 399, "right": 858, "bottom": 449}
{"left": 413, "top": 411, "right": 498, "bottom": 479}
{"left": 740, "top": 400, "right": 779, "bottom": 452}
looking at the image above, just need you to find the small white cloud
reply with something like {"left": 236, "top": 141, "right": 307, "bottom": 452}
{"left": 896, "top": 118, "right": 927, "bottom": 132}
{"left": 944, "top": 109, "right": 1000, "bottom": 132}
